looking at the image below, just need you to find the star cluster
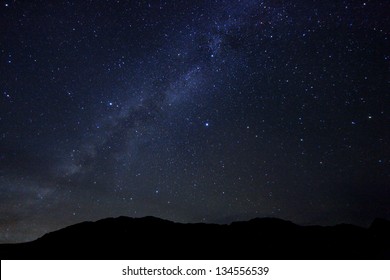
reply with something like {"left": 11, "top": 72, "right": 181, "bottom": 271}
{"left": 0, "top": 0, "right": 389, "bottom": 242}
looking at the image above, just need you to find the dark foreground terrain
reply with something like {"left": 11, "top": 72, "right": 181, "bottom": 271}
{"left": 1, "top": 216, "right": 389, "bottom": 259}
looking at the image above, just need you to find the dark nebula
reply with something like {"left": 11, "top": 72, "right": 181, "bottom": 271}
{"left": 0, "top": 0, "right": 389, "bottom": 243}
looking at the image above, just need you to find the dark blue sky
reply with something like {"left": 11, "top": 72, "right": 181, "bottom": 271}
{"left": 0, "top": 0, "right": 389, "bottom": 243}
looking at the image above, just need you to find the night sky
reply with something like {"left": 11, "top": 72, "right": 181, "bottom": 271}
{"left": 1, "top": 0, "right": 389, "bottom": 243}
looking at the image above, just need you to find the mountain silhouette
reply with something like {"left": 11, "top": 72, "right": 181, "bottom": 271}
{"left": 1, "top": 216, "right": 389, "bottom": 259}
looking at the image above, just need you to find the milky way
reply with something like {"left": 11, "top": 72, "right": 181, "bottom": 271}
{"left": 0, "top": 0, "right": 389, "bottom": 242}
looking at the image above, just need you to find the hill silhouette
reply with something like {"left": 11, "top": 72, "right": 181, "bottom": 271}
{"left": 1, "top": 216, "right": 389, "bottom": 259}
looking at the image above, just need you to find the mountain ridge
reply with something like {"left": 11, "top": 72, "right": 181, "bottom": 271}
{"left": 1, "top": 216, "right": 389, "bottom": 260}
